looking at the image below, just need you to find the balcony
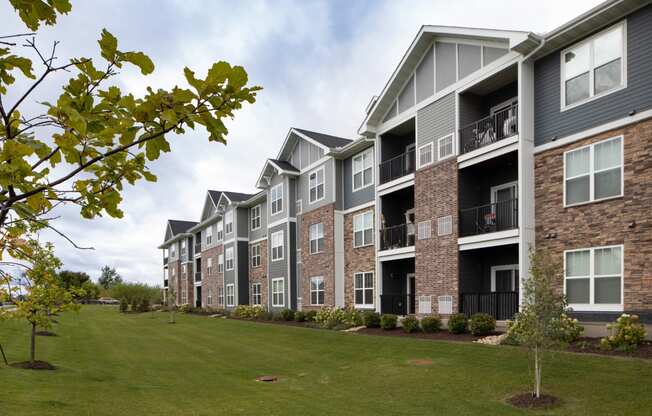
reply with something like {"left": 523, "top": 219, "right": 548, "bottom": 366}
{"left": 379, "top": 148, "right": 415, "bottom": 184}
{"left": 459, "top": 103, "right": 518, "bottom": 155}
{"left": 194, "top": 242, "right": 201, "bottom": 254}
{"left": 379, "top": 223, "right": 415, "bottom": 251}
{"left": 459, "top": 198, "right": 518, "bottom": 238}
{"left": 460, "top": 291, "right": 519, "bottom": 321}
{"left": 164, "top": 279, "right": 168, "bottom": 288}
{"left": 194, "top": 272, "right": 202, "bottom": 283}
{"left": 163, "top": 257, "right": 168, "bottom": 265}
{"left": 380, "top": 293, "right": 415, "bottom": 316}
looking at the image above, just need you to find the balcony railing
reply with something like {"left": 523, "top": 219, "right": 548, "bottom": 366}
{"left": 194, "top": 272, "right": 202, "bottom": 283}
{"left": 163, "top": 257, "right": 168, "bottom": 265}
{"left": 460, "top": 103, "right": 518, "bottom": 155}
{"left": 379, "top": 147, "right": 415, "bottom": 184}
{"left": 460, "top": 291, "right": 519, "bottom": 321}
{"left": 194, "top": 243, "right": 201, "bottom": 254}
{"left": 380, "top": 294, "right": 416, "bottom": 315}
{"left": 379, "top": 223, "right": 415, "bottom": 251}
{"left": 459, "top": 198, "right": 518, "bottom": 237}
{"left": 164, "top": 279, "right": 168, "bottom": 287}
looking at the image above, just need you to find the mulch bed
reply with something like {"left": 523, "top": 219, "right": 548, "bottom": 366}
{"left": 356, "top": 327, "right": 492, "bottom": 342}
{"left": 567, "top": 338, "right": 652, "bottom": 359}
{"left": 10, "top": 361, "right": 56, "bottom": 370}
{"left": 507, "top": 393, "right": 561, "bottom": 409}
{"left": 35, "top": 331, "right": 57, "bottom": 337}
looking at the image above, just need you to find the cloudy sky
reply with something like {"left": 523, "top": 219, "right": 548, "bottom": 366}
{"left": 1, "top": 0, "right": 602, "bottom": 285}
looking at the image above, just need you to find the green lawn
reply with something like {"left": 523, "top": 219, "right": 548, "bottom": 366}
{"left": 1, "top": 306, "right": 650, "bottom": 415}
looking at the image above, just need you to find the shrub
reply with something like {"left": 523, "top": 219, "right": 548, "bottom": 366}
{"left": 447, "top": 313, "right": 468, "bottom": 334}
{"left": 138, "top": 298, "right": 150, "bottom": 313}
{"left": 342, "top": 308, "right": 363, "bottom": 327}
{"left": 601, "top": 314, "right": 647, "bottom": 352}
{"left": 362, "top": 311, "right": 381, "bottom": 328}
{"left": 314, "top": 307, "right": 345, "bottom": 326}
{"left": 280, "top": 308, "right": 295, "bottom": 321}
{"left": 401, "top": 316, "right": 420, "bottom": 333}
{"left": 380, "top": 314, "right": 397, "bottom": 330}
{"left": 233, "top": 305, "right": 266, "bottom": 320}
{"left": 420, "top": 316, "right": 442, "bottom": 333}
{"left": 178, "top": 304, "right": 192, "bottom": 314}
{"left": 305, "top": 310, "right": 317, "bottom": 322}
{"left": 555, "top": 313, "right": 584, "bottom": 343}
{"left": 130, "top": 299, "right": 139, "bottom": 313}
{"left": 119, "top": 298, "right": 128, "bottom": 313}
{"left": 469, "top": 313, "right": 496, "bottom": 336}
{"left": 294, "top": 311, "right": 306, "bottom": 322}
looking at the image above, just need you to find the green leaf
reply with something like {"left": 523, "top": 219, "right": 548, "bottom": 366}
{"left": 121, "top": 51, "right": 154, "bottom": 75}
{"left": 183, "top": 67, "right": 203, "bottom": 92}
{"left": 98, "top": 29, "right": 118, "bottom": 62}
{"left": 142, "top": 171, "right": 157, "bottom": 182}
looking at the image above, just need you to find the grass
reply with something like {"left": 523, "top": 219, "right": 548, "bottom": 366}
{"left": 1, "top": 306, "right": 650, "bottom": 415}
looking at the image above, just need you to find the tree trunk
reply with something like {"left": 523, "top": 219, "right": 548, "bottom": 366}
{"left": 30, "top": 322, "right": 36, "bottom": 364}
{"left": 534, "top": 345, "right": 541, "bottom": 398}
{"left": 0, "top": 342, "right": 8, "bottom": 365}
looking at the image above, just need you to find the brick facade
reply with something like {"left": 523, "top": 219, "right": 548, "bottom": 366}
{"left": 249, "top": 240, "right": 268, "bottom": 308}
{"left": 414, "top": 158, "right": 459, "bottom": 315}
{"left": 535, "top": 119, "right": 652, "bottom": 313}
{"left": 300, "top": 203, "right": 335, "bottom": 310}
{"left": 167, "top": 260, "right": 181, "bottom": 304}
{"left": 180, "top": 260, "right": 194, "bottom": 305}
{"left": 200, "top": 244, "right": 223, "bottom": 308}
{"left": 344, "top": 207, "right": 376, "bottom": 308}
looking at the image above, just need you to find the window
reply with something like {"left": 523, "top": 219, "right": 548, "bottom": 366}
{"left": 309, "top": 223, "right": 324, "bottom": 254}
{"left": 418, "top": 142, "right": 433, "bottom": 168}
{"left": 353, "top": 148, "right": 374, "bottom": 190}
{"left": 565, "top": 245, "right": 622, "bottom": 310}
{"left": 216, "top": 221, "right": 223, "bottom": 241}
{"left": 181, "top": 240, "right": 186, "bottom": 256}
{"left": 438, "top": 134, "right": 454, "bottom": 159}
{"left": 207, "top": 288, "right": 213, "bottom": 305}
{"left": 182, "top": 264, "right": 187, "bottom": 275}
{"left": 437, "top": 216, "right": 453, "bottom": 236}
{"left": 206, "top": 227, "right": 213, "bottom": 246}
{"left": 562, "top": 22, "right": 625, "bottom": 109}
{"left": 251, "top": 243, "right": 261, "bottom": 268}
{"left": 181, "top": 287, "right": 187, "bottom": 304}
{"left": 417, "top": 220, "right": 431, "bottom": 240}
{"left": 271, "top": 231, "right": 284, "bottom": 261}
{"left": 490, "top": 265, "right": 519, "bottom": 292}
{"left": 353, "top": 211, "right": 374, "bottom": 247}
{"left": 225, "top": 247, "right": 234, "bottom": 271}
{"left": 310, "top": 276, "right": 324, "bottom": 305}
{"left": 252, "top": 283, "right": 262, "bottom": 305}
{"left": 354, "top": 272, "right": 374, "bottom": 308}
{"left": 564, "top": 136, "right": 622, "bottom": 206}
{"left": 218, "top": 253, "right": 224, "bottom": 273}
{"left": 207, "top": 258, "right": 213, "bottom": 275}
{"left": 226, "top": 284, "right": 235, "bottom": 307}
{"left": 296, "top": 199, "right": 302, "bottom": 215}
{"left": 271, "top": 183, "right": 283, "bottom": 215}
{"left": 309, "top": 167, "right": 325, "bottom": 203}
{"left": 218, "top": 287, "right": 224, "bottom": 305}
{"left": 225, "top": 210, "right": 233, "bottom": 234}
{"left": 272, "top": 278, "right": 285, "bottom": 307}
{"left": 170, "top": 245, "right": 175, "bottom": 257}
{"left": 171, "top": 267, "right": 175, "bottom": 277}
{"left": 251, "top": 205, "right": 261, "bottom": 230}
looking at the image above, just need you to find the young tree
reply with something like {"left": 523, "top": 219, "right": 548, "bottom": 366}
{"left": 166, "top": 286, "right": 176, "bottom": 324}
{"left": 98, "top": 265, "right": 122, "bottom": 289}
{"left": 510, "top": 249, "right": 568, "bottom": 399}
{"left": 0, "top": 1, "right": 260, "bottom": 255}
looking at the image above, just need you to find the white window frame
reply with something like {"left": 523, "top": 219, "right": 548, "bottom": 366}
{"left": 251, "top": 205, "right": 261, "bottom": 231}
{"left": 310, "top": 276, "right": 325, "bottom": 306}
{"left": 205, "top": 226, "right": 213, "bottom": 246}
{"left": 564, "top": 245, "right": 624, "bottom": 312}
{"left": 226, "top": 283, "right": 235, "bottom": 307}
{"left": 352, "top": 147, "right": 374, "bottom": 191}
{"left": 218, "top": 287, "right": 224, "bottom": 305}
{"left": 437, "top": 216, "right": 453, "bottom": 236}
{"left": 180, "top": 239, "right": 186, "bottom": 256}
{"left": 225, "top": 210, "right": 233, "bottom": 235}
{"left": 417, "top": 220, "right": 431, "bottom": 240}
{"left": 354, "top": 271, "right": 375, "bottom": 309}
{"left": 309, "top": 166, "right": 325, "bottom": 204}
{"left": 218, "top": 253, "right": 224, "bottom": 273}
{"left": 207, "top": 288, "right": 213, "bottom": 305}
{"left": 225, "top": 247, "right": 234, "bottom": 271}
{"left": 490, "top": 264, "right": 519, "bottom": 292}
{"left": 272, "top": 277, "right": 285, "bottom": 307}
{"left": 216, "top": 221, "right": 223, "bottom": 242}
{"left": 560, "top": 20, "right": 627, "bottom": 111}
{"left": 251, "top": 283, "right": 262, "bottom": 305}
{"left": 207, "top": 257, "right": 213, "bottom": 275}
{"left": 296, "top": 199, "right": 303, "bottom": 215}
{"left": 270, "top": 183, "right": 283, "bottom": 215}
{"left": 170, "top": 244, "right": 176, "bottom": 258}
{"left": 271, "top": 230, "right": 284, "bottom": 261}
{"left": 437, "top": 133, "right": 455, "bottom": 160}
{"left": 417, "top": 142, "right": 434, "bottom": 169}
{"left": 563, "top": 136, "right": 624, "bottom": 207}
{"left": 251, "top": 243, "right": 261, "bottom": 268}
{"left": 181, "top": 287, "right": 187, "bottom": 304}
{"left": 353, "top": 210, "right": 374, "bottom": 248}
{"left": 309, "top": 223, "right": 324, "bottom": 254}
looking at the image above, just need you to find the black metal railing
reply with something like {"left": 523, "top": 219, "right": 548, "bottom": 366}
{"left": 194, "top": 243, "right": 201, "bottom": 254}
{"left": 380, "top": 294, "right": 416, "bottom": 315}
{"left": 164, "top": 279, "right": 168, "bottom": 287}
{"left": 163, "top": 257, "right": 168, "bottom": 265}
{"left": 460, "top": 291, "right": 519, "bottom": 321}
{"left": 460, "top": 103, "right": 518, "bottom": 154}
{"left": 379, "top": 147, "right": 416, "bottom": 184}
{"left": 459, "top": 198, "right": 518, "bottom": 237}
{"left": 379, "top": 223, "right": 415, "bottom": 251}
{"left": 194, "top": 272, "right": 202, "bottom": 283}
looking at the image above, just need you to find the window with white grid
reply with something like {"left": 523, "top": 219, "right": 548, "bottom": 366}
{"left": 437, "top": 216, "right": 452, "bottom": 236}
{"left": 418, "top": 143, "right": 433, "bottom": 168}
{"left": 417, "top": 220, "right": 431, "bottom": 240}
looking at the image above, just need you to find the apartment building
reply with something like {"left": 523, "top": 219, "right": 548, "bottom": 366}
{"left": 161, "top": 0, "right": 652, "bottom": 323}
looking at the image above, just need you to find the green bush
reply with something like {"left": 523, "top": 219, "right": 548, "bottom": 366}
{"left": 314, "top": 307, "right": 344, "bottom": 326}
{"left": 178, "top": 304, "right": 192, "bottom": 314}
{"left": 130, "top": 299, "right": 139, "bottom": 313}
{"left": 420, "top": 316, "right": 442, "bottom": 333}
{"left": 343, "top": 308, "right": 363, "bottom": 327}
{"left": 556, "top": 313, "right": 584, "bottom": 343}
{"left": 272, "top": 312, "right": 285, "bottom": 321}
{"left": 280, "top": 308, "right": 295, "bottom": 321}
{"left": 294, "top": 311, "right": 306, "bottom": 322}
{"left": 362, "top": 311, "right": 381, "bottom": 328}
{"left": 601, "top": 313, "right": 647, "bottom": 352}
{"left": 233, "top": 305, "right": 267, "bottom": 320}
{"left": 137, "top": 298, "right": 150, "bottom": 313}
{"left": 447, "top": 314, "right": 468, "bottom": 334}
{"left": 401, "top": 316, "right": 420, "bottom": 333}
{"left": 305, "top": 310, "right": 317, "bottom": 322}
{"left": 380, "top": 314, "right": 397, "bottom": 330}
{"left": 469, "top": 313, "right": 496, "bottom": 336}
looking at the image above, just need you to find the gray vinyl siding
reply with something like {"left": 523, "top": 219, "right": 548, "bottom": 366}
{"left": 334, "top": 159, "right": 343, "bottom": 210}
{"left": 484, "top": 46, "right": 508, "bottom": 66}
{"left": 398, "top": 74, "right": 415, "bottom": 113}
{"left": 268, "top": 174, "right": 287, "bottom": 223}
{"left": 248, "top": 200, "right": 267, "bottom": 241}
{"left": 416, "top": 44, "right": 434, "bottom": 103}
{"left": 458, "top": 44, "right": 481, "bottom": 79}
{"left": 342, "top": 145, "right": 375, "bottom": 209}
{"left": 223, "top": 241, "right": 236, "bottom": 307}
{"left": 268, "top": 224, "right": 287, "bottom": 279}
{"left": 299, "top": 158, "right": 335, "bottom": 214}
{"left": 534, "top": 5, "right": 652, "bottom": 146}
{"left": 236, "top": 207, "right": 248, "bottom": 238}
{"left": 289, "top": 222, "right": 297, "bottom": 310}
{"left": 416, "top": 93, "right": 455, "bottom": 158}
{"left": 435, "top": 42, "right": 457, "bottom": 92}
{"left": 237, "top": 241, "right": 249, "bottom": 305}
{"left": 289, "top": 178, "right": 297, "bottom": 218}
{"left": 290, "top": 134, "right": 325, "bottom": 170}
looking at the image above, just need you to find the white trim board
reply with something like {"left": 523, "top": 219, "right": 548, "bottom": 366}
{"left": 336, "top": 201, "right": 375, "bottom": 216}
{"left": 458, "top": 136, "right": 519, "bottom": 166}
{"left": 376, "top": 174, "right": 415, "bottom": 196}
{"left": 458, "top": 229, "right": 519, "bottom": 251}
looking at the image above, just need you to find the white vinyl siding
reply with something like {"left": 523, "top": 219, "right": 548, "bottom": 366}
{"left": 565, "top": 245, "right": 623, "bottom": 311}
{"left": 272, "top": 278, "right": 285, "bottom": 307}
{"left": 354, "top": 272, "right": 374, "bottom": 308}
{"left": 309, "top": 223, "right": 324, "bottom": 254}
{"left": 310, "top": 276, "right": 324, "bottom": 305}
{"left": 225, "top": 247, "right": 234, "bottom": 271}
{"left": 271, "top": 231, "right": 284, "bottom": 261}
{"left": 309, "top": 166, "right": 325, "bottom": 203}
{"left": 353, "top": 211, "right": 374, "bottom": 247}
{"left": 270, "top": 183, "right": 283, "bottom": 215}
{"left": 352, "top": 148, "right": 374, "bottom": 191}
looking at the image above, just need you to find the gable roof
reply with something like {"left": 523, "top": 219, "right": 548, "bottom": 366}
{"left": 276, "top": 127, "right": 353, "bottom": 161}
{"left": 292, "top": 128, "right": 352, "bottom": 149}
{"left": 207, "top": 190, "right": 222, "bottom": 205}
{"left": 168, "top": 219, "right": 198, "bottom": 235}
{"left": 256, "top": 158, "right": 301, "bottom": 189}
{"left": 269, "top": 159, "right": 300, "bottom": 173}
{"left": 222, "top": 191, "right": 257, "bottom": 203}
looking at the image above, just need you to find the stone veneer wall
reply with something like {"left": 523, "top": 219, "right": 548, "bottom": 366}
{"left": 300, "top": 203, "right": 335, "bottom": 310}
